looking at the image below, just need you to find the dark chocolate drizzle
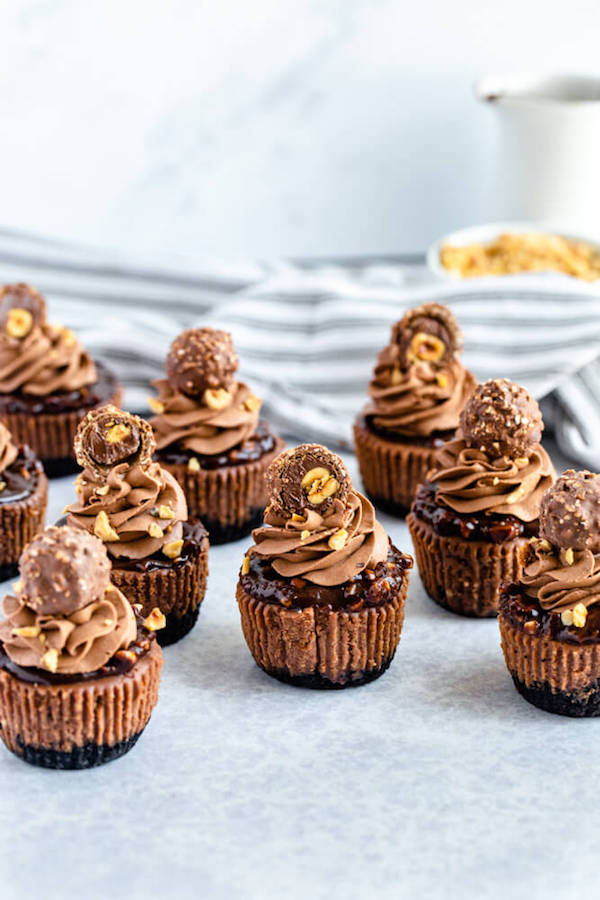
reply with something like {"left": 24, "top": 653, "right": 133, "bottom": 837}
{"left": 501, "top": 583, "right": 600, "bottom": 645}
{"left": 0, "top": 446, "right": 43, "bottom": 503}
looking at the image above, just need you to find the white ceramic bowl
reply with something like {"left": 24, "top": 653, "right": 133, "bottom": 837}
{"left": 426, "top": 221, "right": 600, "bottom": 280}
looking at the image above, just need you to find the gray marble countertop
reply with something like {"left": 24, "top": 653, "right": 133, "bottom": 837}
{"left": 1, "top": 447, "right": 594, "bottom": 900}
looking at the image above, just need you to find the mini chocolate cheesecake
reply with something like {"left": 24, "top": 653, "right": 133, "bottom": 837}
{"left": 0, "top": 525, "right": 164, "bottom": 768}
{"left": 408, "top": 379, "right": 555, "bottom": 617}
{"left": 65, "top": 406, "right": 209, "bottom": 645}
{"left": 0, "top": 283, "right": 122, "bottom": 477}
{"left": 499, "top": 470, "right": 600, "bottom": 717}
{"left": 0, "top": 422, "right": 48, "bottom": 579}
{"left": 149, "top": 327, "right": 284, "bottom": 543}
{"left": 354, "top": 303, "right": 476, "bottom": 516}
{"left": 236, "top": 443, "right": 412, "bottom": 688}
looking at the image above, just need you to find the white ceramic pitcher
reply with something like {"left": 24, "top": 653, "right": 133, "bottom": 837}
{"left": 475, "top": 73, "right": 600, "bottom": 238}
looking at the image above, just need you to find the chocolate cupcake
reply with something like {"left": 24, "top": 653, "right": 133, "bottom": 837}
{"left": 0, "top": 421, "right": 47, "bottom": 579}
{"left": 65, "top": 405, "right": 209, "bottom": 645}
{"left": 499, "top": 470, "right": 600, "bottom": 716}
{"left": 149, "top": 328, "right": 284, "bottom": 543}
{"left": 407, "top": 379, "right": 555, "bottom": 617}
{"left": 0, "top": 525, "right": 164, "bottom": 768}
{"left": 0, "top": 283, "right": 122, "bottom": 477}
{"left": 354, "top": 303, "right": 477, "bottom": 516}
{"left": 236, "top": 443, "right": 413, "bottom": 688}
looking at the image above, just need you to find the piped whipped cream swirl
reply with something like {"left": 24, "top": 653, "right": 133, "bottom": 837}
{"left": 428, "top": 436, "right": 555, "bottom": 522}
{"left": 0, "top": 584, "right": 136, "bottom": 675}
{"left": 67, "top": 461, "right": 187, "bottom": 560}
{"left": 365, "top": 345, "right": 476, "bottom": 437}
{"left": 251, "top": 491, "right": 389, "bottom": 586}
{"left": 151, "top": 378, "right": 260, "bottom": 455}
{"left": 0, "top": 323, "right": 96, "bottom": 396}
{"left": 522, "top": 542, "right": 600, "bottom": 613}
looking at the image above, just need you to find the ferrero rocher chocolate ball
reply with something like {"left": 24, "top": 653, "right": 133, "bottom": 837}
{"left": 19, "top": 525, "right": 112, "bottom": 615}
{"left": 74, "top": 405, "right": 155, "bottom": 478}
{"left": 460, "top": 378, "right": 543, "bottom": 459}
{"left": 267, "top": 443, "right": 350, "bottom": 518}
{"left": 540, "top": 470, "right": 600, "bottom": 551}
{"left": 166, "top": 328, "right": 239, "bottom": 397}
{"left": 392, "top": 302, "right": 462, "bottom": 370}
{"left": 0, "top": 283, "right": 47, "bottom": 339}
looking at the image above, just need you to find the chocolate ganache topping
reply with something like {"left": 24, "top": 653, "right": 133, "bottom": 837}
{"left": 427, "top": 379, "right": 555, "bottom": 521}
{"left": 150, "top": 327, "right": 262, "bottom": 456}
{"left": 521, "top": 472, "right": 600, "bottom": 620}
{"left": 364, "top": 303, "right": 476, "bottom": 437}
{"left": 250, "top": 444, "right": 388, "bottom": 586}
{"left": 0, "top": 526, "right": 137, "bottom": 674}
{"left": 66, "top": 406, "right": 187, "bottom": 561}
{"left": 0, "top": 283, "right": 97, "bottom": 396}
{"left": 0, "top": 422, "right": 18, "bottom": 474}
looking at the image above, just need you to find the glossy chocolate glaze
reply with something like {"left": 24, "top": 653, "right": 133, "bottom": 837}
{"left": 0, "top": 361, "right": 119, "bottom": 415}
{"left": 0, "top": 446, "right": 43, "bottom": 504}
{"left": 156, "top": 419, "right": 277, "bottom": 470}
{"left": 112, "top": 520, "right": 208, "bottom": 573}
{"left": 360, "top": 414, "right": 454, "bottom": 448}
{"left": 240, "top": 543, "right": 412, "bottom": 612}
{"left": 0, "top": 619, "right": 155, "bottom": 686}
{"left": 500, "top": 583, "right": 600, "bottom": 645}
{"left": 412, "top": 482, "right": 538, "bottom": 544}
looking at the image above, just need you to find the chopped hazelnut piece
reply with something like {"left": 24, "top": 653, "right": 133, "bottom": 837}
{"left": 436, "top": 372, "right": 449, "bottom": 389}
{"left": 565, "top": 548, "right": 575, "bottom": 565}
{"left": 12, "top": 580, "right": 22, "bottom": 594}
{"left": 243, "top": 394, "right": 261, "bottom": 412}
{"left": 143, "top": 608, "right": 166, "bottom": 631}
{"left": 96, "top": 484, "right": 110, "bottom": 496}
{"left": 203, "top": 387, "right": 231, "bottom": 410}
{"left": 300, "top": 530, "right": 310, "bottom": 541}
{"left": 187, "top": 457, "right": 201, "bottom": 472}
{"left": 148, "top": 522, "right": 164, "bottom": 539}
{"left": 301, "top": 467, "right": 340, "bottom": 505}
{"left": 572, "top": 603, "right": 588, "bottom": 628}
{"left": 94, "top": 510, "right": 120, "bottom": 542}
{"left": 13, "top": 625, "right": 41, "bottom": 638}
{"left": 41, "top": 648, "right": 59, "bottom": 673}
{"left": 241, "top": 556, "right": 251, "bottom": 575}
{"left": 328, "top": 527, "right": 348, "bottom": 551}
{"left": 407, "top": 332, "right": 445, "bottom": 364}
{"left": 148, "top": 396, "right": 165, "bottom": 414}
{"left": 158, "top": 504, "right": 175, "bottom": 519}
{"left": 0, "top": 481, "right": 6, "bottom": 493}
{"left": 106, "top": 423, "right": 131, "bottom": 444}
{"left": 103, "top": 618, "right": 113, "bottom": 627}
{"left": 561, "top": 609, "right": 574, "bottom": 626}
{"left": 291, "top": 514, "right": 304, "bottom": 523}
{"left": 116, "top": 649, "right": 136, "bottom": 664}
{"left": 162, "top": 539, "right": 183, "bottom": 560}
{"left": 390, "top": 366, "right": 402, "bottom": 385}
{"left": 523, "top": 620, "right": 537, "bottom": 634}
{"left": 6, "top": 307, "right": 33, "bottom": 339}
{"left": 62, "top": 328, "right": 76, "bottom": 347}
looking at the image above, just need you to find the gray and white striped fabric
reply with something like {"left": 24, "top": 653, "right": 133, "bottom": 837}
{"left": 0, "top": 228, "right": 599, "bottom": 466}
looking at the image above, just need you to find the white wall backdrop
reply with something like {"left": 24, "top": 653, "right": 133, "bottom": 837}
{"left": 1, "top": 0, "right": 600, "bottom": 259}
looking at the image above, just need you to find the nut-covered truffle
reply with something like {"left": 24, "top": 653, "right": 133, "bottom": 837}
{"left": 74, "top": 405, "right": 155, "bottom": 478}
{"left": 540, "top": 470, "right": 600, "bottom": 551}
{"left": 266, "top": 443, "right": 350, "bottom": 517}
{"left": 0, "top": 283, "right": 47, "bottom": 339}
{"left": 166, "top": 328, "right": 239, "bottom": 397}
{"left": 460, "top": 378, "right": 543, "bottom": 458}
{"left": 392, "top": 303, "right": 462, "bottom": 370}
{"left": 19, "top": 525, "right": 112, "bottom": 615}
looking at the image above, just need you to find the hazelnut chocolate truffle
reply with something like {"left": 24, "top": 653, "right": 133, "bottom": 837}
{"left": 236, "top": 443, "right": 413, "bottom": 688}
{"left": 149, "top": 327, "right": 284, "bottom": 543}
{"left": 0, "top": 525, "right": 164, "bottom": 768}
{"left": 499, "top": 471, "right": 600, "bottom": 716}
{"left": 0, "top": 282, "right": 122, "bottom": 477}
{"left": 66, "top": 406, "right": 209, "bottom": 645}
{"left": 0, "top": 421, "right": 47, "bottom": 580}
{"left": 407, "top": 378, "right": 555, "bottom": 617}
{"left": 354, "top": 302, "right": 477, "bottom": 516}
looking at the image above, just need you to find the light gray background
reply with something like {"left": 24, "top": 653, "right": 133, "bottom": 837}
{"left": 3, "top": 1, "right": 600, "bottom": 258}
{"left": 1, "top": 445, "right": 595, "bottom": 900}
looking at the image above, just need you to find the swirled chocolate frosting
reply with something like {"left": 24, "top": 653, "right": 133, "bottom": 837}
{"left": 66, "top": 407, "right": 187, "bottom": 560}
{"left": 428, "top": 379, "right": 555, "bottom": 522}
{"left": 0, "top": 525, "right": 137, "bottom": 674}
{"left": 0, "top": 422, "right": 18, "bottom": 474}
{"left": 0, "top": 283, "right": 96, "bottom": 395}
{"left": 249, "top": 444, "right": 388, "bottom": 586}
{"left": 364, "top": 303, "right": 476, "bottom": 437}
{"left": 150, "top": 327, "right": 261, "bottom": 455}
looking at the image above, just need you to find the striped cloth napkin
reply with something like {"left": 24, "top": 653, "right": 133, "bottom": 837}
{"left": 0, "top": 228, "right": 599, "bottom": 467}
